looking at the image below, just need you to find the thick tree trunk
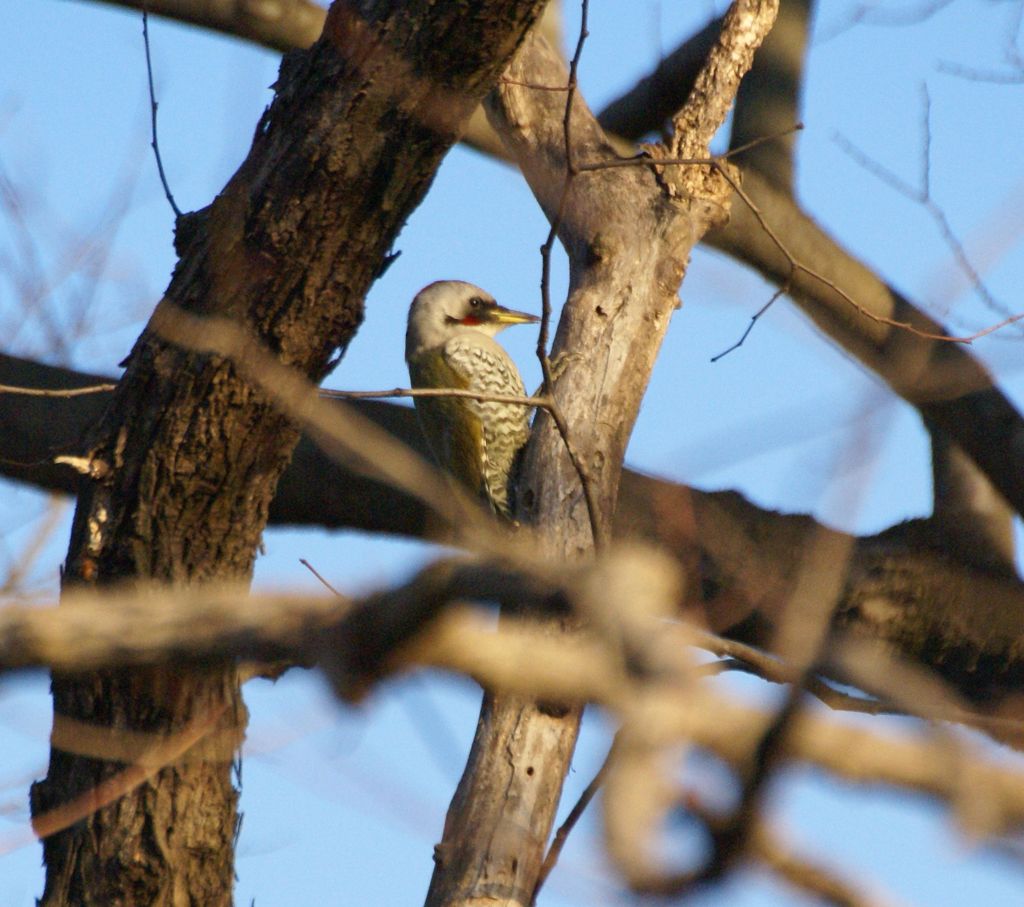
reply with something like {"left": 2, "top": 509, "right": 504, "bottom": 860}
{"left": 27, "top": 1, "right": 548, "bottom": 903}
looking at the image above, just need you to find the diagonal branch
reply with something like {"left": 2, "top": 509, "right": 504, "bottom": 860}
{"left": 6, "top": 559, "right": 1024, "bottom": 839}
{"left": 596, "top": 13, "right": 1024, "bottom": 523}
{"left": 7, "top": 354, "right": 1024, "bottom": 706}
{"left": 28, "top": 3, "right": 553, "bottom": 904}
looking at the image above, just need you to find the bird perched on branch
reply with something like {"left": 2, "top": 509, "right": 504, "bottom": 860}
{"left": 406, "top": 280, "right": 539, "bottom": 517}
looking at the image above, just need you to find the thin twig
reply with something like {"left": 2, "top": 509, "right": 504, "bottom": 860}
{"left": 299, "top": 558, "right": 341, "bottom": 596}
{"left": 834, "top": 87, "right": 1019, "bottom": 331}
{"left": 534, "top": 0, "right": 607, "bottom": 550}
{"left": 704, "top": 657, "right": 900, "bottom": 719}
{"left": 726, "top": 122, "right": 805, "bottom": 159}
{"left": 574, "top": 122, "right": 804, "bottom": 173}
{"left": 531, "top": 732, "right": 619, "bottom": 904}
{"left": 498, "top": 77, "right": 571, "bottom": 91}
{"left": 319, "top": 386, "right": 549, "bottom": 409}
{"left": 0, "top": 382, "right": 116, "bottom": 397}
{"left": 142, "top": 9, "right": 182, "bottom": 218}
{"left": 697, "top": 631, "right": 1024, "bottom": 746}
{"left": 574, "top": 150, "right": 1024, "bottom": 346}
{"left": 710, "top": 283, "right": 789, "bottom": 361}
{"left": 716, "top": 164, "right": 1024, "bottom": 345}
{"left": 562, "top": 0, "right": 589, "bottom": 178}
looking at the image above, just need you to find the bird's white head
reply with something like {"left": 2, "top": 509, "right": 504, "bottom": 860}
{"left": 405, "top": 280, "right": 539, "bottom": 359}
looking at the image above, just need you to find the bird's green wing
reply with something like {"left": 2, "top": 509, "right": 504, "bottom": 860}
{"left": 408, "top": 351, "right": 486, "bottom": 500}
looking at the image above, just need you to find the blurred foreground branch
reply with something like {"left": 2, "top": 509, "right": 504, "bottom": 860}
{"left": 4, "top": 545, "right": 1024, "bottom": 896}
{"left": 4, "top": 352, "right": 1024, "bottom": 705}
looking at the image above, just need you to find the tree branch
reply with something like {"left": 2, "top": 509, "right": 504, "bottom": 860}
{"left": 421, "top": 6, "right": 778, "bottom": 903}
{"left": 68, "top": 1, "right": 1024, "bottom": 522}
{"left": 596, "top": 16, "right": 1024, "bottom": 523}
{"left": 6, "top": 557, "right": 1024, "bottom": 850}
{"left": 6, "top": 353, "right": 1024, "bottom": 704}
{"left": 80, "top": 0, "right": 327, "bottom": 53}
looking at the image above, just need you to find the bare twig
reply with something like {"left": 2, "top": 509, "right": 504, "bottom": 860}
{"left": 319, "top": 385, "right": 548, "bottom": 409}
{"left": 834, "top": 84, "right": 1018, "bottom": 330}
{"left": 532, "top": 733, "right": 619, "bottom": 903}
{"left": 142, "top": 9, "right": 182, "bottom": 218}
{"left": 534, "top": 0, "right": 606, "bottom": 550}
{"left": 720, "top": 164, "right": 1024, "bottom": 344}
{"left": 498, "top": 77, "right": 571, "bottom": 91}
{"left": 299, "top": 558, "right": 341, "bottom": 596}
{"left": 705, "top": 656, "right": 900, "bottom": 718}
{"left": 0, "top": 382, "right": 117, "bottom": 397}
{"left": 577, "top": 151, "right": 1024, "bottom": 346}
{"left": 698, "top": 630, "right": 1024, "bottom": 750}
{"left": 710, "top": 283, "right": 789, "bottom": 361}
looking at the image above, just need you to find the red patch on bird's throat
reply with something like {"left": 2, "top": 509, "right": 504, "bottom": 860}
{"left": 460, "top": 316, "right": 483, "bottom": 326}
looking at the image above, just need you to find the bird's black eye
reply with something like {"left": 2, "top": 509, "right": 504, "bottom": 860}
{"left": 469, "top": 296, "right": 483, "bottom": 308}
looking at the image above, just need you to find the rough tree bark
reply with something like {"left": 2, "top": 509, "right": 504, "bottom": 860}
{"left": 4, "top": 0, "right": 1024, "bottom": 899}
{"left": 26, "top": 1, "right": 548, "bottom": 903}
{"left": 426, "top": 4, "right": 779, "bottom": 904}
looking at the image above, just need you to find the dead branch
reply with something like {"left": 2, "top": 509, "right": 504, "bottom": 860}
{"left": 423, "top": 5, "right": 779, "bottom": 904}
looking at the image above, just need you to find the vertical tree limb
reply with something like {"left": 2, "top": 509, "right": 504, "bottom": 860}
{"left": 729, "top": 0, "right": 812, "bottom": 191}
{"left": 426, "top": 3, "right": 779, "bottom": 903}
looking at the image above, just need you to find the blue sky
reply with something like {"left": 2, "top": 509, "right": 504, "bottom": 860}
{"left": 2, "top": 1, "right": 1023, "bottom": 903}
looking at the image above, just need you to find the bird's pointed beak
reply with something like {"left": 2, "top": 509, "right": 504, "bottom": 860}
{"left": 489, "top": 304, "right": 540, "bottom": 326}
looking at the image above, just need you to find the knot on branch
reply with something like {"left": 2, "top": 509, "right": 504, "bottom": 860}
{"left": 643, "top": 143, "right": 736, "bottom": 232}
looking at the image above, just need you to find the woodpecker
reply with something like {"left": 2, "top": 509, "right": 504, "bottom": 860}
{"left": 406, "top": 280, "right": 539, "bottom": 517}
